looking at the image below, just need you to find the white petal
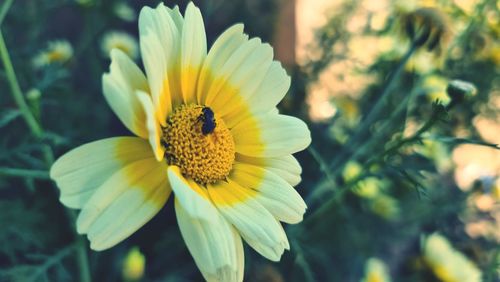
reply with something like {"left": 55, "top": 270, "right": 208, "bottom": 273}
{"left": 245, "top": 61, "right": 291, "bottom": 114}
{"left": 197, "top": 24, "right": 247, "bottom": 104}
{"left": 76, "top": 157, "right": 170, "bottom": 250}
{"left": 232, "top": 113, "right": 311, "bottom": 158}
{"left": 230, "top": 162, "right": 307, "bottom": 224}
{"left": 175, "top": 199, "right": 243, "bottom": 282}
{"left": 180, "top": 2, "right": 207, "bottom": 103}
{"left": 240, "top": 223, "right": 289, "bottom": 262}
{"left": 208, "top": 180, "right": 289, "bottom": 261}
{"left": 205, "top": 38, "right": 273, "bottom": 118}
{"left": 139, "top": 3, "right": 181, "bottom": 124}
{"left": 50, "top": 137, "right": 154, "bottom": 209}
{"left": 102, "top": 49, "right": 149, "bottom": 138}
{"left": 236, "top": 154, "right": 302, "bottom": 186}
{"left": 137, "top": 91, "right": 164, "bottom": 161}
{"left": 167, "top": 166, "right": 216, "bottom": 222}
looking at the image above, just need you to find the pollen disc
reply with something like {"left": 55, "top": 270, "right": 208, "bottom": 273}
{"left": 161, "top": 104, "right": 235, "bottom": 185}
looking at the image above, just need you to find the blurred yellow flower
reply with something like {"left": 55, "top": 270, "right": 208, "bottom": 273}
{"left": 369, "top": 194, "right": 400, "bottom": 220}
{"left": 361, "top": 257, "right": 392, "bottom": 282}
{"left": 353, "top": 177, "right": 384, "bottom": 199}
{"left": 50, "top": 3, "right": 310, "bottom": 281}
{"left": 343, "top": 161, "right": 363, "bottom": 183}
{"left": 493, "top": 178, "right": 500, "bottom": 201}
{"left": 417, "top": 139, "right": 452, "bottom": 172}
{"left": 32, "top": 40, "right": 73, "bottom": 68}
{"left": 422, "top": 75, "right": 450, "bottom": 104}
{"left": 122, "top": 247, "right": 145, "bottom": 281}
{"left": 423, "top": 233, "right": 482, "bottom": 282}
{"left": 101, "top": 31, "right": 139, "bottom": 60}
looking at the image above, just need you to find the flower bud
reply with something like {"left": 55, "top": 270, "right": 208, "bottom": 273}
{"left": 402, "top": 8, "right": 448, "bottom": 51}
{"left": 446, "top": 79, "right": 477, "bottom": 104}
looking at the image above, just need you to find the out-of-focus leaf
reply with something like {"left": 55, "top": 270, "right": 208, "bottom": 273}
{"left": 0, "top": 109, "right": 21, "bottom": 128}
{"left": 429, "top": 135, "right": 500, "bottom": 149}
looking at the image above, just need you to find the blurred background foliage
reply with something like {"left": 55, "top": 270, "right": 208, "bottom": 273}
{"left": 0, "top": 0, "right": 499, "bottom": 281}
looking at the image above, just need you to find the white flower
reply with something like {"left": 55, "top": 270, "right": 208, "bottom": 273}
{"left": 33, "top": 40, "right": 73, "bottom": 68}
{"left": 101, "top": 31, "right": 139, "bottom": 60}
{"left": 361, "top": 258, "right": 392, "bottom": 282}
{"left": 50, "top": 3, "right": 311, "bottom": 281}
{"left": 423, "top": 233, "right": 482, "bottom": 282}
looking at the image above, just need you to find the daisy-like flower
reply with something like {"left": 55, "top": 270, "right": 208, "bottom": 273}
{"left": 33, "top": 40, "right": 73, "bottom": 68}
{"left": 101, "top": 31, "right": 139, "bottom": 60}
{"left": 50, "top": 2, "right": 310, "bottom": 281}
{"left": 361, "top": 258, "right": 392, "bottom": 282}
{"left": 423, "top": 233, "right": 482, "bottom": 282}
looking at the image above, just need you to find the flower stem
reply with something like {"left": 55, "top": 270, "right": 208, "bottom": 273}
{"left": 0, "top": 167, "right": 50, "bottom": 179}
{"left": 0, "top": 27, "right": 91, "bottom": 282}
{"left": 0, "top": 30, "right": 43, "bottom": 138}
{"left": 328, "top": 42, "right": 418, "bottom": 175}
{"left": 0, "top": 0, "right": 13, "bottom": 26}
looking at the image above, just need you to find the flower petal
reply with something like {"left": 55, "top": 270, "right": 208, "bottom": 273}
{"left": 139, "top": 3, "right": 182, "bottom": 125}
{"left": 175, "top": 199, "right": 243, "bottom": 282}
{"left": 167, "top": 166, "right": 216, "bottom": 222}
{"left": 204, "top": 37, "right": 273, "bottom": 119}
{"left": 245, "top": 61, "right": 291, "bottom": 114}
{"left": 180, "top": 2, "right": 207, "bottom": 103}
{"left": 231, "top": 113, "right": 311, "bottom": 158}
{"left": 230, "top": 162, "right": 306, "bottom": 224}
{"left": 197, "top": 24, "right": 247, "bottom": 104}
{"left": 236, "top": 154, "right": 302, "bottom": 186}
{"left": 207, "top": 180, "right": 289, "bottom": 261}
{"left": 50, "top": 137, "right": 154, "bottom": 209}
{"left": 102, "top": 49, "right": 149, "bottom": 138}
{"left": 76, "top": 157, "right": 170, "bottom": 251}
{"left": 137, "top": 91, "right": 164, "bottom": 161}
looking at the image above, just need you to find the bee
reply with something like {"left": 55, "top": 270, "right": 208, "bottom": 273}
{"left": 197, "top": 106, "right": 216, "bottom": 135}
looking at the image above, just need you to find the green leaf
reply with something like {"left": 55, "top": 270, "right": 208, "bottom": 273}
{"left": 0, "top": 109, "right": 21, "bottom": 128}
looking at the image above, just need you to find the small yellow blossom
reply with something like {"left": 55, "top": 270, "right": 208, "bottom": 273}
{"left": 369, "top": 194, "right": 400, "bottom": 220}
{"left": 343, "top": 161, "right": 363, "bottom": 183}
{"left": 122, "top": 247, "right": 146, "bottom": 281}
{"left": 101, "top": 31, "right": 139, "bottom": 60}
{"left": 422, "top": 75, "right": 450, "bottom": 104}
{"left": 353, "top": 177, "right": 384, "bottom": 199}
{"left": 361, "top": 258, "right": 392, "bottom": 282}
{"left": 33, "top": 40, "right": 73, "bottom": 68}
{"left": 423, "top": 233, "right": 482, "bottom": 282}
{"left": 492, "top": 178, "right": 500, "bottom": 200}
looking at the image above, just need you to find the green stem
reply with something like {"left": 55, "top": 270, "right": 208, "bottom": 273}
{"left": 0, "top": 27, "right": 91, "bottom": 282}
{"left": 27, "top": 244, "right": 76, "bottom": 281}
{"left": 308, "top": 146, "right": 336, "bottom": 188}
{"left": 328, "top": 42, "right": 417, "bottom": 174}
{"left": 0, "top": 167, "right": 50, "bottom": 179}
{"left": 0, "top": 0, "right": 13, "bottom": 26}
{"left": 0, "top": 30, "right": 43, "bottom": 138}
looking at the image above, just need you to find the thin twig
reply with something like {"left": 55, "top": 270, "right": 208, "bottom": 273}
{"left": 0, "top": 0, "right": 13, "bottom": 27}
{"left": 308, "top": 146, "right": 336, "bottom": 188}
{"left": 26, "top": 244, "right": 76, "bottom": 282}
{"left": 0, "top": 167, "right": 50, "bottom": 179}
{"left": 0, "top": 30, "right": 43, "bottom": 138}
{"left": 328, "top": 42, "right": 418, "bottom": 174}
{"left": 0, "top": 26, "right": 90, "bottom": 282}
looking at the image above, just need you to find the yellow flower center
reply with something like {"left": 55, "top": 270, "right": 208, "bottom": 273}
{"left": 161, "top": 104, "right": 235, "bottom": 185}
